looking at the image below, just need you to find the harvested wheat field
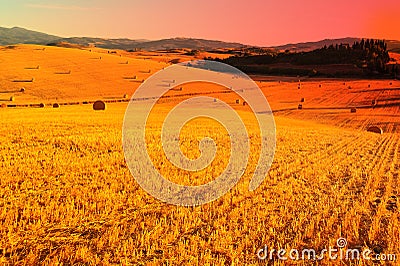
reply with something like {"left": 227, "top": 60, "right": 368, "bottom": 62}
{"left": 0, "top": 45, "right": 399, "bottom": 264}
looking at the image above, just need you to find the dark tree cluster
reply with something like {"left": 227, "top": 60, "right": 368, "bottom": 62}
{"left": 350, "top": 39, "right": 390, "bottom": 73}
{"left": 219, "top": 39, "right": 395, "bottom": 77}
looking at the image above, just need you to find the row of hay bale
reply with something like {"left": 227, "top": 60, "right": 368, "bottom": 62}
{"left": 0, "top": 100, "right": 106, "bottom": 110}
{"left": 12, "top": 78, "right": 34, "bottom": 82}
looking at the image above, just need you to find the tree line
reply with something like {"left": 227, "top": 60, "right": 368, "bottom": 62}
{"left": 217, "top": 39, "right": 398, "bottom": 77}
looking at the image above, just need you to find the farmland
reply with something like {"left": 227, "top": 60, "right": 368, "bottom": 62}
{"left": 0, "top": 45, "right": 399, "bottom": 264}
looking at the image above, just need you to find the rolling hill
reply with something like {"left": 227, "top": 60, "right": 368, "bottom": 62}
{"left": 0, "top": 27, "right": 245, "bottom": 51}
{"left": 1, "top": 26, "right": 399, "bottom": 53}
{"left": 0, "top": 26, "right": 59, "bottom": 45}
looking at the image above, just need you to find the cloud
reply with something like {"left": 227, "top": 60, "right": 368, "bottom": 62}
{"left": 25, "top": 3, "right": 101, "bottom": 11}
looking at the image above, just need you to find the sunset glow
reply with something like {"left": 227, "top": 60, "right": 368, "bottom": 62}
{"left": 1, "top": 0, "right": 399, "bottom": 45}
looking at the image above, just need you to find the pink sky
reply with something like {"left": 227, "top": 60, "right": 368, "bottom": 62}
{"left": 1, "top": 0, "right": 400, "bottom": 46}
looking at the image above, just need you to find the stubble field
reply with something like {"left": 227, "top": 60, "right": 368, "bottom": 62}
{"left": 0, "top": 45, "right": 399, "bottom": 265}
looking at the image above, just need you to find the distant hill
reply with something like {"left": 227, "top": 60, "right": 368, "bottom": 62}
{"left": 269, "top": 38, "right": 361, "bottom": 52}
{"left": 130, "top": 38, "right": 245, "bottom": 50}
{"left": 0, "top": 26, "right": 60, "bottom": 45}
{"left": 1, "top": 27, "right": 399, "bottom": 53}
{"left": 48, "top": 37, "right": 148, "bottom": 50}
{"left": 0, "top": 27, "right": 245, "bottom": 50}
{"left": 51, "top": 37, "right": 245, "bottom": 50}
{"left": 270, "top": 38, "right": 400, "bottom": 53}
{"left": 386, "top": 40, "right": 400, "bottom": 53}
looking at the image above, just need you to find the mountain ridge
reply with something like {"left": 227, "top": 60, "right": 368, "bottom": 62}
{"left": 1, "top": 26, "right": 399, "bottom": 52}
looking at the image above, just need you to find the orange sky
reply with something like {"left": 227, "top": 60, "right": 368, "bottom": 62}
{"left": 1, "top": 0, "right": 399, "bottom": 46}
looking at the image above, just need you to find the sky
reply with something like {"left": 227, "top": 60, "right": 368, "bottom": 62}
{"left": 0, "top": 0, "right": 399, "bottom": 46}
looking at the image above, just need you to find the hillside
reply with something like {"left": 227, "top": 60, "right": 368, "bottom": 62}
{"left": 2, "top": 27, "right": 399, "bottom": 53}
{"left": 270, "top": 38, "right": 361, "bottom": 52}
{"left": 51, "top": 37, "right": 245, "bottom": 51}
{"left": 0, "top": 26, "right": 59, "bottom": 45}
{"left": 0, "top": 27, "right": 245, "bottom": 50}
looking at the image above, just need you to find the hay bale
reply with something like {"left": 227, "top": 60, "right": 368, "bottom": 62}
{"left": 389, "top": 82, "right": 392, "bottom": 85}
{"left": 93, "top": 100, "right": 106, "bottom": 110}
{"left": 123, "top": 94, "right": 129, "bottom": 99}
{"left": 9, "top": 96, "right": 15, "bottom": 101}
{"left": 350, "top": 108, "right": 357, "bottom": 113}
{"left": 368, "top": 84, "right": 371, "bottom": 88}
{"left": 319, "top": 84, "right": 322, "bottom": 88}
{"left": 367, "top": 126, "right": 383, "bottom": 134}
{"left": 300, "top": 98, "right": 305, "bottom": 102}
{"left": 39, "top": 103, "right": 45, "bottom": 108}
{"left": 236, "top": 99, "right": 240, "bottom": 104}
{"left": 53, "top": 103, "right": 60, "bottom": 108}
{"left": 298, "top": 86, "right": 301, "bottom": 90}
{"left": 243, "top": 101, "right": 247, "bottom": 106}
{"left": 298, "top": 104, "right": 303, "bottom": 110}
{"left": 20, "top": 87, "right": 25, "bottom": 92}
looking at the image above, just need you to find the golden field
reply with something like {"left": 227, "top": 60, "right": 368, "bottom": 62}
{"left": 0, "top": 45, "right": 399, "bottom": 265}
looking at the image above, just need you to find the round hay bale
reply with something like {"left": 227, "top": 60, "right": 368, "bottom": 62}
{"left": 300, "top": 98, "right": 305, "bottom": 102}
{"left": 298, "top": 104, "right": 303, "bottom": 110}
{"left": 236, "top": 99, "right": 240, "bottom": 104}
{"left": 20, "top": 87, "right": 25, "bottom": 92}
{"left": 9, "top": 96, "right": 15, "bottom": 101}
{"left": 243, "top": 101, "right": 247, "bottom": 106}
{"left": 389, "top": 82, "right": 392, "bottom": 85}
{"left": 39, "top": 103, "right": 45, "bottom": 108}
{"left": 367, "top": 126, "right": 383, "bottom": 134}
{"left": 368, "top": 84, "right": 371, "bottom": 88}
{"left": 297, "top": 86, "right": 301, "bottom": 90}
{"left": 123, "top": 94, "right": 129, "bottom": 99}
{"left": 93, "top": 100, "right": 106, "bottom": 110}
{"left": 319, "top": 84, "right": 322, "bottom": 88}
{"left": 343, "top": 82, "right": 346, "bottom": 85}
{"left": 350, "top": 108, "right": 357, "bottom": 113}
{"left": 53, "top": 103, "right": 60, "bottom": 108}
